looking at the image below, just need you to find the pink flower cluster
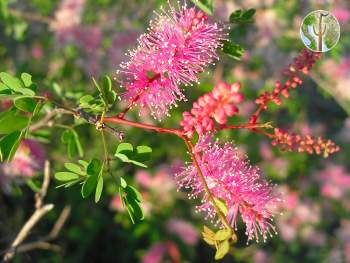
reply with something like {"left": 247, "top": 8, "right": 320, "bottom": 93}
{"left": 316, "top": 164, "right": 350, "bottom": 200}
{"left": 118, "top": 3, "right": 224, "bottom": 120}
{"left": 175, "top": 135, "right": 281, "bottom": 242}
{"left": 50, "top": 0, "right": 86, "bottom": 43}
{"left": 180, "top": 82, "right": 244, "bottom": 137}
{"left": 142, "top": 241, "right": 180, "bottom": 263}
{"left": 1, "top": 140, "right": 45, "bottom": 179}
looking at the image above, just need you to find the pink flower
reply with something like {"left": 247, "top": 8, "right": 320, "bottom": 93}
{"left": 31, "top": 44, "right": 43, "bottom": 59}
{"left": 180, "top": 82, "right": 243, "bottom": 137}
{"left": 142, "top": 243, "right": 167, "bottom": 263}
{"left": 118, "top": 3, "right": 224, "bottom": 120}
{"left": 142, "top": 242, "right": 180, "bottom": 263}
{"left": 254, "top": 250, "right": 269, "bottom": 263}
{"left": 332, "top": 7, "right": 350, "bottom": 23}
{"left": 1, "top": 140, "right": 45, "bottom": 178}
{"left": 166, "top": 218, "right": 199, "bottom": 245}
{"left": 316, "top": 164, "right": 350, "bottom": 200}
{"left": 50, "top": 0, "right": 86, "bottom": 43}
{"left": 175, "top": 135, "right": 281, "bottom": 242}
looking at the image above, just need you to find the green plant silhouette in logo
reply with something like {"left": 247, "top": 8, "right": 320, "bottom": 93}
{"left": 300, "top": 10, "right": 340, "bottom": 52}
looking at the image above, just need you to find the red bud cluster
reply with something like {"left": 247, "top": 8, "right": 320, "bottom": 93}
{"left": 255, "top": 49, "right": 321, "bottom": 111}
{"left": 272, "top": 128, "right": 340, "bottom": 158}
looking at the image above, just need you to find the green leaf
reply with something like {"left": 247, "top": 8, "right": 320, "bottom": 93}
{"left": 0, "top": 72, "right": 35, "bottom": 96}
{"left": 126, "top": 198, "right": 144, "bottom": 221}
{"left": 0, "top": 130, "right": 23, "bottom": 161}
{"left": 79, "top": 95, "right": 94, "bottom": 104}
{"left": 135, "top": 145, "right": 152, "bottom": 162}
{"left": 55, "top": 172, "right": 79, "bottom": 181}
{"left": 32, "top": 101, "right": 43, "bottom": 117}
{"left": 26, "top": 179, "right": 41, "bottom": 192}
{"left": 95, "top": 175, "right": 104, "bottom": 203}
{"left": 78, "top": 160, "right": 89, "bottom": 169}
{"left": 120, "top": 177, "right": 127, "bottom": 188}
{"left": 214, "top": 240, "right": 230, "bottom": 260}
{"left": 114, "top": 153, "right": 130, "bottom": 163}
{"left": 129, "top": 160, "right": 147, "bottom": 168}
{"left": 87, "top": 158, "right": 102, "bottom": 176}
{"left": 72, "top": 130, "right": 83, "bottom": 157}
{"left": 222, "top": 40, "right": 244, "bottom": 60}
{"left": 14, "top": 97, "right": 36, "bottom": 112}
{"left": 229, "top": 8, "right": 256, "bottom": 24}
{"left": 81, "top": 173, "right": 98, "bottom": 198}
{"left": 190, "top": 0, "right": 213, "bottom": 15}
{"left": 55, "top": 179, "right": 81, "bottom": 189}
{"left": 61, "top": 129, "right": 84, "bottom": 158}
{"left": 0, "top": 108, "right": 29, "bottom": 134}
{"left": 0, "top": 72, "right": 23, "bottom": 90}
{"left": 101, "top": 75, "right": 114, "bottom": 104}
{"left": 125, "top": 185, "right": 143, "bottom": 203}
{"left": 215, "top": 229, "right": 231, "bottom": 241}
{"left": 116, "top": 142, "right": 133, "bottom": 155}
{"left": 67, "top": 139, "right": 77, "bottom": 158}
{"left": 64, "top": 162, "right": 85, "bottom": 175}
{"left": 241, "top": 8, "right": 256, "bottom": 21}
{"left": 0, "top": 0, "right": 8, "bottom": 19}
{"left": 20, "top": 73, "right": 32, "bottom": 87}
{"left": 229, "top": 10, "right": 242, "bottom": 22}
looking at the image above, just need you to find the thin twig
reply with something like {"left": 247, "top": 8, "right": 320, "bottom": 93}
{"left": 30, "top": 108, "right": 71, "bottom": 132}
{"left": 35, "top": 161, "right": 50, "bottom": 209}
{"left": 8, "top": 8, "right": 53, "bottom": 24}
{"left": 2, "top": 204, "right": 54, "bottom": 261}
{"left": 2, "top": 161, "right": 56, "bottom": 262}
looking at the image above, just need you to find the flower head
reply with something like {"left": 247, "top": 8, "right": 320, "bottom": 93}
{"left": 118, "top": 2, "right": 224, "bottom": 120}
{"left": 180, "top": 82, "right": 243, "bottom": 137}
{"left": 175, "top": 135, "right": 280, "bottom": 242}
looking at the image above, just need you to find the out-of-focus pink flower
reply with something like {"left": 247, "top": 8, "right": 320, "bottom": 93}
{"left": 316, "top": 164, "right": 350, "bottom": 200}
{"left": 301, "top": 227, "right": 326, "bottom": 247}
{"left": 256, "top": 10, "right": 281, "bottom": 47}
{"left": 337, "top": 220, "right": 350, "bottom": 243}
{"left": 259, "top": 141, "right": 274, "bottom": 161}
{"left": 136, "top": 168, "right": 176, "bottom": 205}
{"left": 345, "top": 243, "right": 350, "bottom": 263}
{"left": 166, "top": 218, "right": 199, "bottom": 245}
{"left": 74, "top": 26, "right": 102, "bottom": 52}
{"left": 1, "top": 140, "right": 45, "bottom": 178}
{"left": 142, "top": 243, "right": 167, "bottom": 263}
{"left": 119, "top": 3, "right": 224, "bottom": 120}
{"left": 332, "top": 7, "right": 350, "bottom": 23}
{"left": 142, "top": 241, "right": 180, "bottom": 263}
{"left": 176, "top": 134, "right": 281, "bottom": 242}
{"left": 50, "top": 0, "right": 86, "bottom": 43}
{"left": 254, "top": 250, "right": 269, "bottom": 263}
{"left": 31, "top": 44, "right": 43, "bottom": 59}
{"left": 108, "top": 31, "right": 139, "bottom": 69}
{"left": 277, "top": 186, "right": 321, "bottom": 243}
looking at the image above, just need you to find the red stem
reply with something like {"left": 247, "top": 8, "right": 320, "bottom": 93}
{"left": 103, "top": 116, "right": 184, "bottom": 138}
